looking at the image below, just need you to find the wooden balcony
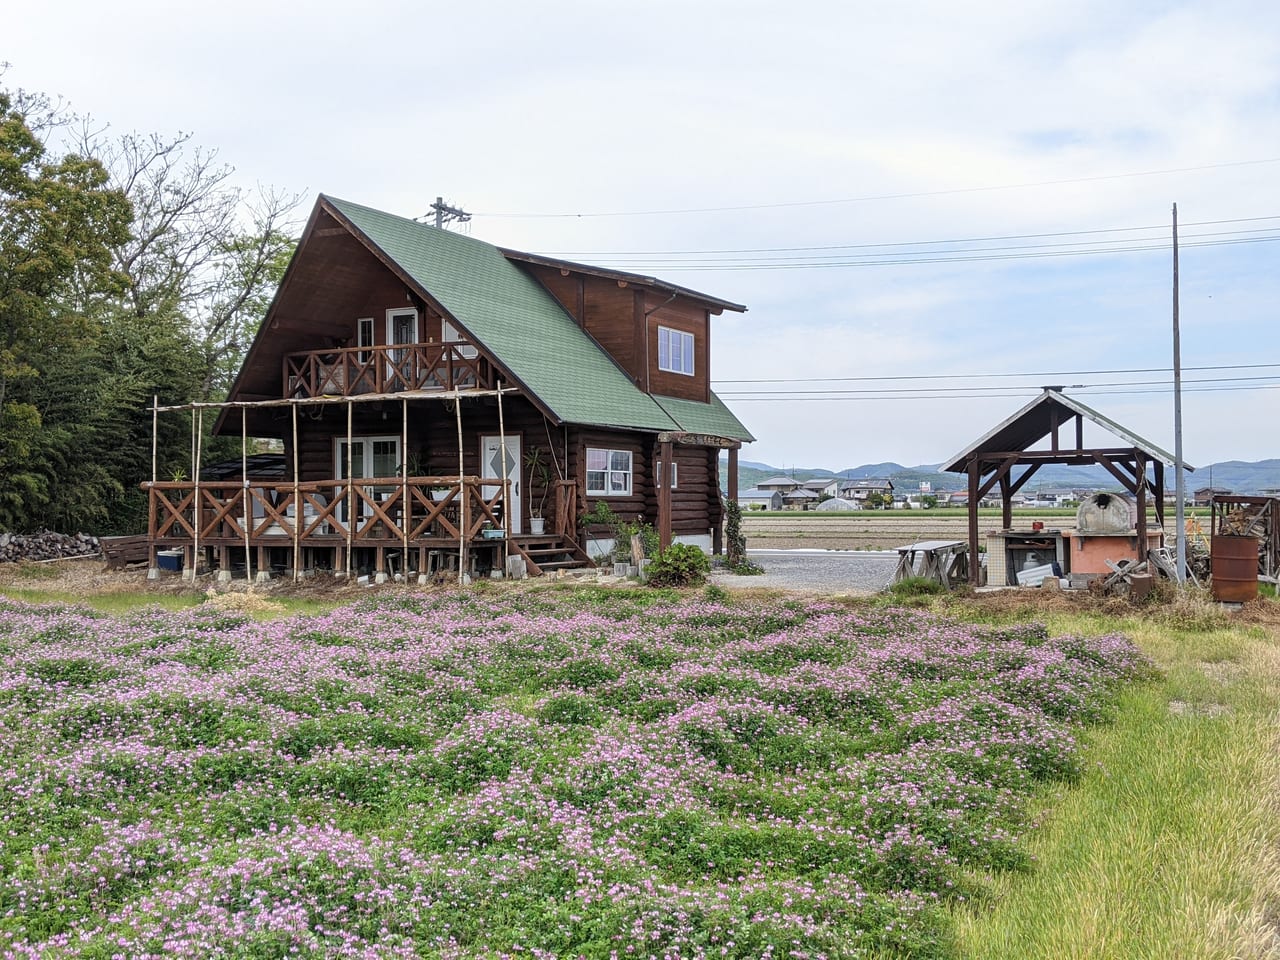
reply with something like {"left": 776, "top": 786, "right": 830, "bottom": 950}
{"left": 149, "top": 477, "right": 503, "bottom": 547}
{"left": 145, "top": 476, "right": 588, "bottom": 579}
{"left": 283, "top": 342, "right": 493, "bottom": 399}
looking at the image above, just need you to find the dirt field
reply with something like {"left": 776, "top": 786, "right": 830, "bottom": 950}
{"left": 740, "top": 513, "right": 1024, "bottom": 551}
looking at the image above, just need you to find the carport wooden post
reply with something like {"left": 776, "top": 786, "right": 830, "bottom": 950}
{"left": 968, "top": 459, "right": 981, "bottom": 587}
{"left": 1135, "top": 451, "right": 1148, "bottom": 550}
{"left": 659, "top": 439, "right": 674, "bottom": 550}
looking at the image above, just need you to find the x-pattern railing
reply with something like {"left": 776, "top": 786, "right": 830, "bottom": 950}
{"left": 148, "top": 477, "right": 504, "bottom": 545}
{"left": 283, "top": 343, "right": 490, "bottom": 398}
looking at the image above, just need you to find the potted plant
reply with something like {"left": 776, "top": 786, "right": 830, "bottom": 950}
{"left": 524, "top": 446, "right": 553, "bottom": 535}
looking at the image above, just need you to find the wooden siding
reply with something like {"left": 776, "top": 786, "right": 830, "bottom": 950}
{"left": 518, "top": 264, "right": 712, "bottom": 403}
{"left": 518, "top": 265, "right": 645, "bottom": 385}
{"left": 568, "top": 428, "right": 720, "bottom": 538}
{"left": 645, "top": 294, "right": 709, "bottom": 403}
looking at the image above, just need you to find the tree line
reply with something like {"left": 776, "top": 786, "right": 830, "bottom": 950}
{"left": 0, "top": 77, "right": 299, "bottom": 535}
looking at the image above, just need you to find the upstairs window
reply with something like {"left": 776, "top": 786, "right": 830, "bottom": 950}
{"left": 586, "top": 448, "right": 632, "bottom": 496}
{"left": 657, "top": 326, "right": 694, "bottom": 376}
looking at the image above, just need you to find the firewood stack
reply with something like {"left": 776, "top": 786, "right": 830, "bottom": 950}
{"left": 0, "top": 531, "right": 100, "bottom": 564}
{"left": 1218, "top": 507, "right": 1259, "bottom": 538}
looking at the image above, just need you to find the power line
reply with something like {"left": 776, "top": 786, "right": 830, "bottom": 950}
{"left": 593, "top": 233, "right": 1280, "bottom": 271}
{"left": 718, "top": 376, "right": 1280, "bottom": 398}
{"left": 476, "top": 158, "right": 1280, "bottom": 219}
{"left": 722, "top": 382, "right": 1280, "bottom": 402}
{"left": 541, "top": 215, "right": 1280, "bottom": 258}
{"left": 711, "top": 362, "right": 1280, "bottom": 385}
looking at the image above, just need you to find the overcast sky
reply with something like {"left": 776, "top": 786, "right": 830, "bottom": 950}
{"left": 7, "top": 0, "right": 1279, "bottom": 471}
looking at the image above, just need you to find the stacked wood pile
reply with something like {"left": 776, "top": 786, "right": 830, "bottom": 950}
{"left": 0, "top": 531, "right": 100, "bottom": 564}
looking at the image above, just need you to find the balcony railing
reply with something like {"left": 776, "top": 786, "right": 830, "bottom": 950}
{"left": 283, "top": 342, "right": 493, "bottom": 399}
{"left": 147, "top": 477, "right": 505, "bottom": 546}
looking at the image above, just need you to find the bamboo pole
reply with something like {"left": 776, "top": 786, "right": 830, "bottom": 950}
{"left": 242, "top": 408, "right": 252, "bottom": 586}
{"left": 149, "top": 395, "right": 159, "bottom": 574}
{"left": 346, "top": 400, "right": 354, "bottom": 578}
{"left": 292, "top": 403, "right": 300, "bottom": 583}
{"left": 191, "top": 408, "right": 203, "bottom": 580}
{"left": 151, "top": 395, "right": 158, "bottom": 484}
{"left": 401, "top": 397, "right": 409, "bottom": 583}
{"left": 456, "top": 397, "right": 465, "bottom": 581}
{"left": 152, "top": 387, "right": 513, "bottom": 414}
{"left": 497, "top": 381, "right": 509, "bottom": 576}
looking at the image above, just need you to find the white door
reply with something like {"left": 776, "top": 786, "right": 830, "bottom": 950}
{"left": 334, "top": 436, "right": 400, "bottom": 525}
{"left": 386, "top": 309, "right": 418, "bottom": 386}
{"left": 481, "top": 435, "right": 521, "bottom": 534}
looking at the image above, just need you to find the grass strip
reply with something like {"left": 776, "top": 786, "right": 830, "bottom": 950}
{"left": 951, "top": 610, "right": 1280, "bottom": 960}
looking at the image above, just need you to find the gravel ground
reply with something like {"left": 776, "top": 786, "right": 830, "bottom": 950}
{"left": 710, "top": 549, "right": 899, "bottom": 596}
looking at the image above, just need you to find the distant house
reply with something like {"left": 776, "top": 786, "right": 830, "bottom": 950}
{"left": 1193, "top": 486, "right": 1232, "bottom": 506}
{"left": 736, "top": 488, "right": 784, "bottom": 511}
{"left": 800, "top": 478, "right": 839, "bottom": 498}
{"left": 781, "top": 488, "right": 820, "bottom": 510}
{"left": 839, "top": 478, "right": 894, "bottom": 502}
{"left": 757, "top": 476, "right": 801, "bottom": 494}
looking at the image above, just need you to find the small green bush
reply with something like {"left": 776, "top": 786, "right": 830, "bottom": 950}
{"left": 646, "top": 543, "right": 711, "bottom": 588}
{"left": 888, "top": 576, "right": 946, "bottom": 598}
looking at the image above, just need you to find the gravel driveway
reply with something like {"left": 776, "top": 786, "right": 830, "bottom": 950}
{"left": 710, "top": 549, "right": 899, "bottom": 595}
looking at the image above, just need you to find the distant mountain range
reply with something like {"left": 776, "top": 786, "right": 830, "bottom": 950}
{"left": 725, "top": 458, "right": 1280, "bottom": 495}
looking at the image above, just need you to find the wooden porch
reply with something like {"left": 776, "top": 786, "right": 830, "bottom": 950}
{"left": 146, "top": 475, "right": 588, "bottom": 582}
{"left": 284, "top": 342, "right": 493, "bottom": 398}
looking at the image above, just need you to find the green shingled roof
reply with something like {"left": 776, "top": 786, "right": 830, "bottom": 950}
{"left": 654, "top": 394, "right": 754, "bottom": 442}
{"left": 325, "top": 196, "right": 753, "bottom": 441}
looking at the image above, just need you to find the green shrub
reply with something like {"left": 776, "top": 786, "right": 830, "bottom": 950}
{"left": 888, "top": 576, "right": 946, "bottom": 598}
{"left": 646, "top": 543, "right": 711, "bottom": 587}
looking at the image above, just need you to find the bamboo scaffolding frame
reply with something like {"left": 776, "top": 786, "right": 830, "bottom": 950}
{"left": 401, "top": 397, "right": 409, "bottom": 582}
{"left": 153, "top": 387, "right": 518, "bottom": 414}
{"left": 151, "top": 396, "right": 158, "bottom": 485}
{"left": 192, "top": 408, "right": 203, "bottom": 579}
{"left": 346, "top": 400, "right": 354, "bottom": 578}
{"left": 496, "top": 380, "right": 509, "bottom": 577}
{"left": 146, "top": 387, "right": 524, "bottom": 583}
{"left": 291, "top": 404, "right": 300, "bottom": 583}
{"left": 241, "top": 409, "right": 251, "bottom": 587}
{"left": 456, "top": 398, "right": 465, "bottom": 579}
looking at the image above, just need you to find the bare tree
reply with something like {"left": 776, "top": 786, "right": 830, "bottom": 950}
{"left": 77, "top": 126, "right": 302, "bottom": 398}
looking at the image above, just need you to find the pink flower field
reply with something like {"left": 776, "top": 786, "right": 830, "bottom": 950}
{"left": 0, "top": 589, "right": 1153, "bottom": 959}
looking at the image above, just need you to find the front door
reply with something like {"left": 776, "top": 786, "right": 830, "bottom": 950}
{"left": 386, "top": 309, "right": 418, "bottom": 387}
{"left": 481, "top": 435, "right": 521, "bottom": 534}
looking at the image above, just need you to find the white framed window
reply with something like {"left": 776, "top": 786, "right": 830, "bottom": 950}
{"left": 586, "top": 447, "right": 633, "bottom": 496}
{"left": 656, "top": 460, "right": 678, "bottom": 489}
{"left": 657, "top": 326, "right": 694, "bottom": 376}
{"left": 356, "top": 318, "right": 374, "bottom": 363}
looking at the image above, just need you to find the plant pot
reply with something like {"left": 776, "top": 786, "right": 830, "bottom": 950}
{"left": 530, "top": 516, "right": 546, "bottom": 535}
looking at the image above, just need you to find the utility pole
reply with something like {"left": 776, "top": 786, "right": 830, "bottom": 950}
{"left": 1173, "top": 202, "right": 1187, "bottom": 584}
{"left": 427, "top": 196, "right": 471, "bottom": 230}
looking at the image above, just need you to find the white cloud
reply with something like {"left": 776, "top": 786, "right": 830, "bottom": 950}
{"left": 6, "top": 0, "right": 1278, "bottom": 469}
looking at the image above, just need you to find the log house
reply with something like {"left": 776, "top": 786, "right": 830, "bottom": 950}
{"left": 144, "top": 195, "right": 753, "bottom": 582}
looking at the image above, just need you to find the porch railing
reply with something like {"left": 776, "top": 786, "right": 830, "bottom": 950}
{"left": 146, "top": 476, "right": 505, "bottom": 545}
{"left": 282, "top": 342, "right": 493, "bottom": 398}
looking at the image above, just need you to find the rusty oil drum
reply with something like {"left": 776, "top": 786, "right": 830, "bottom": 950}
{"left": 1211, "top": 534, "right": 1259, "bottom": 602}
